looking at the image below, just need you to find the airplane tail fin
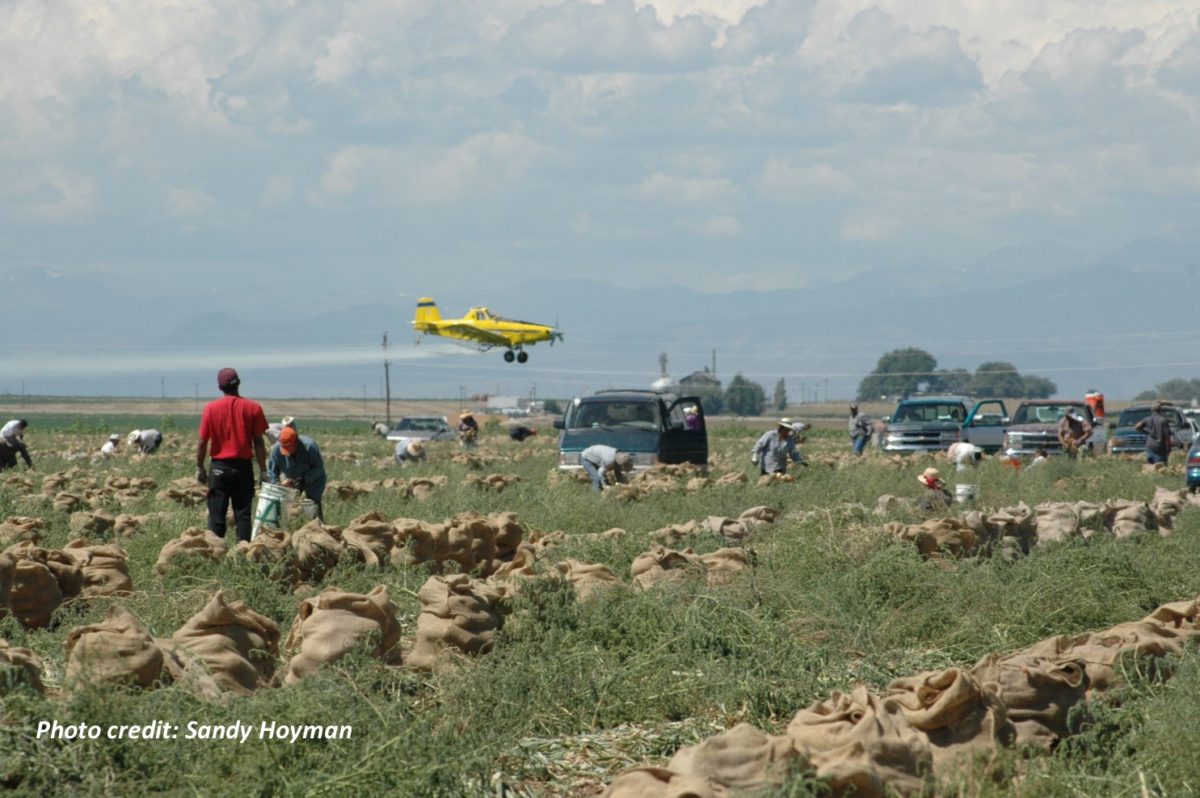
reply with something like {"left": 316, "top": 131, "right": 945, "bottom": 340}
{"left": 413, "top": 297, "right": 441, "bottom": 327}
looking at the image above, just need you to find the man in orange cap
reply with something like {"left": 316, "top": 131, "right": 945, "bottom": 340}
{"left": 267, "top": 426, "right": 327, "bottom": 521}
{"left": 196, "top": 367, "right": 268, "bottom": 541}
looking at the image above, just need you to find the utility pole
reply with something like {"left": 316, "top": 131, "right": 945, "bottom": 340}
{"left": 194, "top": 382, "right": 199, "bottom": 413}
{"left": 658, "top": 352, "right": 668, "bottom": 378}
{"left": 382, "top": 332, "right": 392, "bottom": 426}
{"left": 161, "top": 377, "right": 166, "bottom": 400}
{"left": 711, "top": 349, "right": 716, "bottom": 377}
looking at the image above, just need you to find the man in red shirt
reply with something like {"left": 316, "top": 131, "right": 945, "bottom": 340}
{"left": 195, "top": 367, "right": 268, "bottom": 541}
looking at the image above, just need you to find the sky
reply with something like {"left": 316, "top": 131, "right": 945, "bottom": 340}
{"left": 3, "top": 1, "right": 1200, "bottom": 399}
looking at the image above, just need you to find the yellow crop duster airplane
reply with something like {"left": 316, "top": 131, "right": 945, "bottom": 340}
{"left": 412, "top": 298, "right": 563, "bottom": 363}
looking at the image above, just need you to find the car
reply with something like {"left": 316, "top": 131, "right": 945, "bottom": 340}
{"left": 882, "top": 396, "right": 1009, "bottom": 454}
{"left": 385, "top": 416, "right": 455, "bottom": 443}
{"left": 1003, "top": 400, "right": 1104, "bottom": 458}
{"left": 1188, "top": 440, "right": 1200, "bottom": 492}
{"left": 554, "top": 389, "right": 707, "bottom": 470}
{"left": 1107, "top": 403, "right": 1195, "bottom": 455}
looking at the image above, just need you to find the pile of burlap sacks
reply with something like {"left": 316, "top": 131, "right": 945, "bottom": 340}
{"left": 155, "top": 510, "right": 531, "bottom": 585}
{"left": 603, "top": 596, "right": 1200, "bottom": 797}
{"left": 325, "top": 475, "right": 448, "bottom": 502}
{"left": 651, "top": 506, "right": 778, "bottom": 545}
{"left": 0, "top": 538, "right": 133, "bottom": 628}
{"left": 877, "top": 487, "right": 1198, "bottom": 561}
{"left": 2, "top": 468, "right": 163, "bottom": 514}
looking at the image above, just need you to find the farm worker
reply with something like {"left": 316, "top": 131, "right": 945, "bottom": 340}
{"left": 196, "top": 367, "right": 268, "bottom": 542}
{"left": 1029, "top": 448, "right": 1050, "bottom": 467}
{"left": 1056, "top": 411, "right": 1093, "bottom": 459}
{"left": 946, "top": 442, "right": 984, "bottom": 471}
{"left": 849, "top": 404, "right": 872, "bottom": 455}
{"left": 751, "top": 420, "right": 805, "bottom": 475}
{"left": 683, "top": 405, "right": 703, "bottom": 431}
{"left": 0, "top": 419, "right": 32, "bottom": 471}
{"left": 394, "top": 438, "right": 427, "bottom": 465}
{"left": 370, "top": 421, "right": 390, "bottom": 437}
{"left": 508, "top": 424, "right": 538, "bottom": 442}
{"left": 100, "top": 434, "right": 121, "bottom": 458}
{"left": 268, "top": 426, "right": 327, "bottom": 521}
{"left": 126, "top": 429, "right": 164, "bottom": 454}
{"left": 579, "top": 444, "right": 634, "bottom": 492}
{"left": 1134, "top": 402, "right": 1175, "bottom": 465}
{"left": 266, "top": 416, "right": 296, "bottom": 444}
{"left": 917, "top": 467, "right": 953, "bottom": 511}
{"left": 458, "top": 412, "right": 480, "bottom": 449}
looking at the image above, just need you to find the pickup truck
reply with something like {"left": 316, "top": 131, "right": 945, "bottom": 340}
{"left": 1002, "top": 400, "right": 1105, "bottom": 458}
{"left": 882, "top": 396, "right": 1009, "bottom": 454}
{"left": 1107, "top": 403, "right": 1195, "bottom": 455}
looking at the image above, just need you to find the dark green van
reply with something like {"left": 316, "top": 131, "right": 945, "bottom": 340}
{"left": 554, "top": 389, "right": 708, "bottom": 470}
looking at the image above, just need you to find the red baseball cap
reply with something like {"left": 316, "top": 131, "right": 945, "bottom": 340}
{"left": 217, "top": 368, "right": 240, "bottom": 389}
{"left": 279, "top": 426, "right": 299, "bottom": 455}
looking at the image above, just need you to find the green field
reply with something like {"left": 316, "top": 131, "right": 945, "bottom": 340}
{"left": 1, "top": 419, "right": 1199, "bottom": 796}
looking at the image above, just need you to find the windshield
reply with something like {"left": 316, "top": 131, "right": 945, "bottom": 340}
{"left": 394, "top": 418, "right": 445, "bottom": 432}
{"left": 1011, "top": 404, "right": 1085, "bottom": 425}
{"left": 891, "top": 402, "right": 966, "bottom": 423}
{"left": 568, "top": 400, "right": 661, "bottom": 430}
{"left": 1116, "top": 407, "right": 1184, "bottom": 428}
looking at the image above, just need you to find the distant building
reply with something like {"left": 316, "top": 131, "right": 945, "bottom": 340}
{"left": 680, "top": 368, "right": 721, "bottom": 393}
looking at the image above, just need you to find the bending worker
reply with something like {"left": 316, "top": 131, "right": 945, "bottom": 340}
{"left": 0, "top": 419, "right": 32, "bottom": 471}
{"left": 267, "top": 426, "right": 327, "bottom": 521}
{"left": 580, "top": 444, "right": 633, "bottom": 492}
{"left": 126, "top": 428, "right": 164, "bottom": 454}
{"left": 1057, "top": 410, "right": 1093, "bottom": 458}
{"left": 752, "top": 419, "right": 805, "bottom": 475}
{"left": 394, "top": 438, "right": 427, "bottom": 465}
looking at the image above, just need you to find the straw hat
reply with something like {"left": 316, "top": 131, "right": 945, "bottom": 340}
{"left": 108, "top": 434, "right": 121, "bottom": 442}
{"left": 281, "top": 416, "right": 295, "bottom": 427}
{"left": 406, "top": 440, "right": 426, "bottom": 456}
{"left": 918, "top": 467, "right": 941, "bottom": 486}
{"left": 777, "top": 418, "right": 795, "bottom": 430}
{"left": 460, "top": 411, "right": 474, "bottom": 419}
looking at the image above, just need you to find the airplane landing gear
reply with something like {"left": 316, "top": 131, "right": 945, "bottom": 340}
{"left": 503, "top": 350, "right": 515, "bottom": 363}
{"left": 517, "top": 351, "right": 529, "bottom": 363}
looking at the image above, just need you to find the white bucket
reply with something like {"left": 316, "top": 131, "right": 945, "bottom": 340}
{"left": 955, "top": 483, "right": 979, "bottom": 504}
{"left": 252, "top": 482, "right": 292, "bottom": 539}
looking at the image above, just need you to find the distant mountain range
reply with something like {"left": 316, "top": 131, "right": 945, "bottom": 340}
{"left": 4, "top": 237, "right": 1199, "bottom": 401}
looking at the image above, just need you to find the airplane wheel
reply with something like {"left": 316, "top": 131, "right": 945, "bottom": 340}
{"left": 503, "top": 350, "right": 515, "bottom": 363}
{"left": 517, "top": 351, "right": 529, "bottom": 363}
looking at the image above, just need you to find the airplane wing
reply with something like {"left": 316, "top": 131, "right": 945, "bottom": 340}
{"left": 438, "top": 323, "right": 512, "bottom": 348}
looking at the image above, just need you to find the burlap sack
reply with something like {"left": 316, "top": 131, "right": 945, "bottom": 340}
{"left": 465, "top": 473, "right": 522, "bottom": 492}
{"left": 171, "top": 590, "right": 280, "bottom": 695}
{"left": 156, "top": 478, "right": 207, "bottom": 507}
{"left": 970, "top": 651, "right": 1088, "bottom": 749}
{"left": 231, "top": 528, "right": 297, "bottom": 583}
{"left": 1150, "top": 487, "right": 1188, "bottom": 530}
{"left": 1034, "top": 503, "right": 1081, "bottom": 544}
{"left": 6, "top": 558, "right": 63, "bottom": 628}
{"left": 554, "top": 559, "right": 622, "bottom": 600}
{"left": 290, "top": 520, "right": 345, "bottom": 582}
{"left": 341, "top": 512, "right": 397, "bottom": 568}
{"left": 445, "top": 512, "right": 500, "bottom": 572}
{"left": 886, "top": 668, "right": 1015, "bottom": 770}
{"left": 668, "top": 722, "right": 804, "bottom": 791}
{"left": 69, "top": 510, "right": 115, "bottom": 538}
{"left": 283, "top": 585, "right": 402, "bottom": 684}
{"left": 488, "top": 511, "right": 525, "bottom": 558}
{"left": 64, "top": 605, "right": 164, "bottom": 688}
{"left": 490, "top": 543, "right": 538, "bottom": 580}
{"left": 755, "top": 473, "right": 793, "bottom": 487}
{"left": 0, "top": 516, "right": 43, "bottom": 546}
{"left": 154, "top": 527, "right": 228, "bottom": 574}
{"left": 61, "top": 539, "right": 134, "bottom": 596}
{"left": 1105, "top": 500, "right": 1152, "bottom": 538}
{"left": 0, "top": 554, "right": 12, "bottom": 615}
{"left": 652, "top": 521, "right": 700, "bottom": 545}
{"left": 714, "top": 472, "right": 748, "bottom": 487}
{"left": 738, "top": 506, "right": 778, "bottom": 525}
{"left": 701, "top": 517, "right": 752, "bottom": 541}
{"left": 699, "top": 548, "right": 750, "bottom": 584}
{"left": 918, "top": 518, "right": 977, "bottom": 557}
{"left": 53, "top": 491, "right": 86, "bottom": 513}
{"left": 686, "top": 477, "right": 713, "bottom": 492}
{"left": 601, "top": 767, "right": 719, "bottom": 798}
{"left": 630, "top": 546, "right": 702, "bottom": 591}
{"left": 785, "top": 687, "right": 931, "bottom": 797}
{"left": 406, "top": 574, "right": 508, "bottom": 672}
{"left": 875, "top": 494, "right": 912, "bottom": 515}
{"left": 0, "top": 638, "right": 44, "bottom": 694}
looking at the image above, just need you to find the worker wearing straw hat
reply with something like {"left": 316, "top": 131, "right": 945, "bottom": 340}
{"left": 267, "top": 426, "right": 327, "bottom": 521}
{"left": 751, "top": 419, "right": 806, "bottom": 476}
{"left": 100, "top": 433, "right": 121, "bottom": 458}
{"left": 394, "top": 438, "right": 427, "bottom": 465}
{"left": 458, "top": 411, "right": 480, "bottom": 449}
{"left": 917, "top": 467, "right": 953, "bottom": 511}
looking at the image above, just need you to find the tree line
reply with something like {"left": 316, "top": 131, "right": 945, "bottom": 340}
{"left": 857, "top": 347, "right": 1056, "bottom": 401}
{"left": 1135, "top": 378, "right": 1200, "bottom": 402}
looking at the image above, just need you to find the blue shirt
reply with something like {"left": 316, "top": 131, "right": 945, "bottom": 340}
{"left": 752, "top": 430, "right": 802, "bottom": 473}
{"left": 267, "top": 435, "right": 326, "bottom": 502}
